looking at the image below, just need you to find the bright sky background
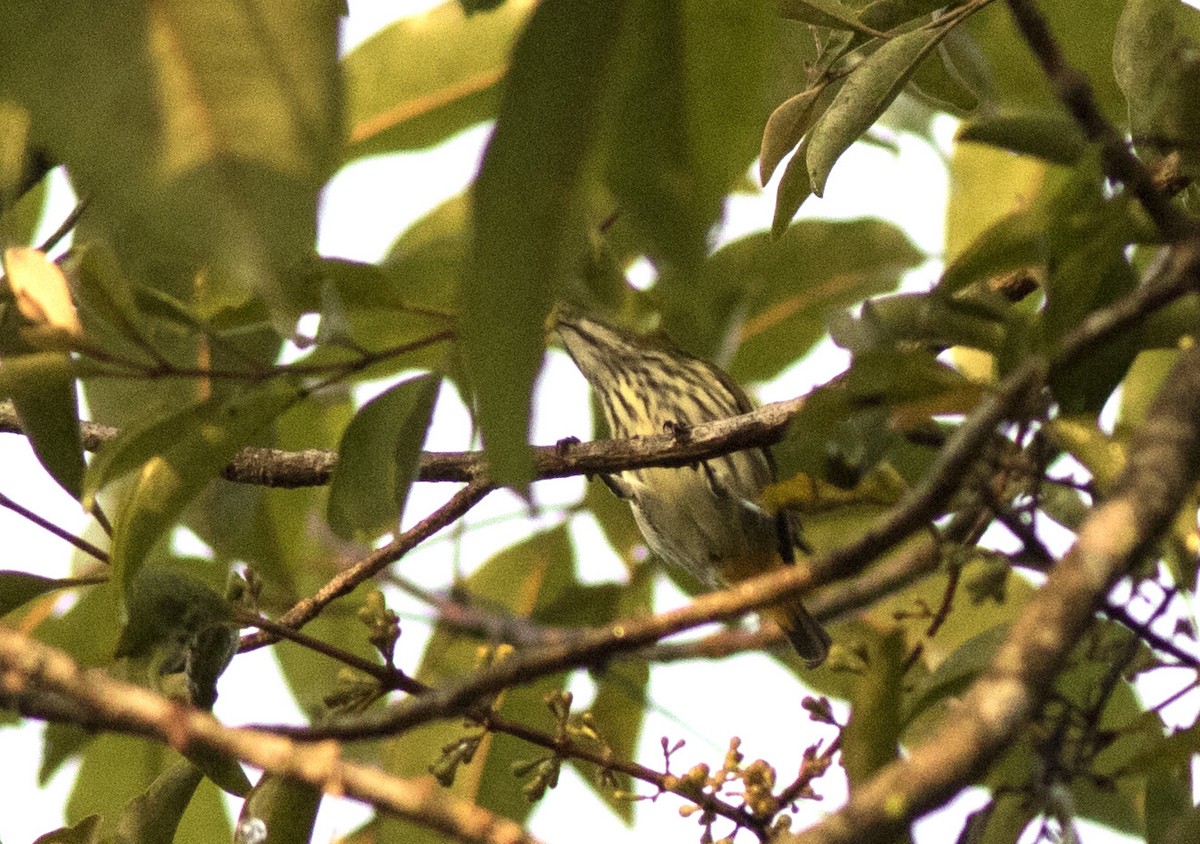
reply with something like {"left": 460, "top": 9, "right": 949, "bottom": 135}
{"left": 2, "top": 2, "right": 1193, "bottom": 843}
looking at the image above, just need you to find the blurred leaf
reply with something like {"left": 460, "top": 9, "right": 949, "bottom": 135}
{"left": 0, "top": 1, "right": 341, "bottom": 316}
{"left": 902, "top": 624, "right": 1007, "bottom": 727}
{"left": 779, "top": 0, "right": 880, "bottom": 35}
{"left": 2, "top": 167, "right": 47, "bottom": 246}
{"left": 955, "top": 111, "right": 1086, "bottom": 165}
{"left": 1114, "top": 0, "right": 1200, "bottom": 178}
{"left": 240, "top": 773, "right": 323, "bottom": 844}
{"left": 963, "top": 0, "right": 1126, "bottom": 119}
{"left": 0, "top": 343, "right": 84, "bottom": 498}
{"left": 907, "top": 40, "right": 978, "bottom": 115}
{"left": 1116, "top": 348, "right": 1177, "bottom": 438}
{"left": 842, "top": 629, "right": 905, "bottom": 787}
{"left": 0, "top": 570, "right": 87, "bottom": 617}
{"left": 182, "top": 744, "right": 252, "bottom": 798}
{"left": 31, "top": 815, "right": 101, "bottom": 844}
{"left": 604, "top": 0, "right": 771, "bottom": 266}
{"left": 831, "top": 292, "right": 1008, "bottom": 356}
{"left": 69, "top": 243, "right": 158, "bottom": 356}
{"left": 656, "top": 218, "right": 922, "bottom": 379}
{"left": 859, "top": 0, "right": 956, "bottom": 31}
{"left": 465, "top": 0, "right": 624, "bottom": 490}
{"left": 113, "top": 758, "right": 204, "bottom": 844}
{"left": 1044, "top": 417, "right": 1125, "bottom": 495}
{"left": 342, "top": 1, "right": 532, "bottom": 161}
{"left": 65, "top": 735, "right": 231, "bottom": 842}
{"left": 109, "top": 380, "right": 303, "bottom": 593}
{"left": 604, "top": 0, "right": 771, "bottom": 267}
{"left": 328, "top": 374, "right": 440, "bottom": 541}
{"left": 937, "top": 206, "right": 1048, "bottom": 297}
{"left": 1146, "top": 763, "right": 1200, "bottom": 844}
{"left": 807, "top": 27, "right": 946, "bottom": 196}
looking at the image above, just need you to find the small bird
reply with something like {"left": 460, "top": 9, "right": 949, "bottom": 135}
{"left": 553, "top": 307, "right": 830, "bottom": 667}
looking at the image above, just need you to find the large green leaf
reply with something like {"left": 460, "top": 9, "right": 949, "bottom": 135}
{"left": 1114, "top": 0, "right": 1200, "bottom": 180}
{"left": 0, "top": 571, "right": 96, "bottom": 617}
{"left": 328, "top": 374, "right": 441, "bottom": 541}
{"left": 464, "top": 0, "right": 626, "bottom": 490}
{"left": 0, "top": 344, "right": 84, "bottom": 499}
{"left": 342, "top": 1, "right": 532, "bottom": 161}
{"left": 108, "top": 381, "right": 303, "bottom": 593}
{"left": 65, "top": 735, "right": 231, "bottom": 842}
{"left": 841, "top": 629, "right": 905, "bottom": 788}
{"left": 659, "top": 218, "right": 922, "bottom": 382}
{"left": 604, "top": 0, "right": 771, "bottom": 267}
{"left": 0, "top": 0, "right": 341, "bottom": 313}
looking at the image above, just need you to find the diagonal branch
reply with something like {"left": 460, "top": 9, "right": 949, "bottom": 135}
{"left": 238, "top": 479, "right": 495, "bottom": 652}
{"left": 0, "top": 627, "right": 542, "bottom": 844}
{"left": 785, "top": 327, "right": 1200, "bottom": 844}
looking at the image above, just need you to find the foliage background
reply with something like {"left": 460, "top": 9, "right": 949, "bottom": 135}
{"left": 2, "top": 1, "right": 1200, "bottom": 843}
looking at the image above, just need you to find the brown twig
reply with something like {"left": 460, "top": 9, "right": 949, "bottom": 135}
{"left": 0, "top": 626, "right": 542, "bottom": 844}
{"left": 239, "top": 479, "right": 495, "bottom": 651}
{"left": 1003, "top": 0, "right": 1193, "bottom": 238}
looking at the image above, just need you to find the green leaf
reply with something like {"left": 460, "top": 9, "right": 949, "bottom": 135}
{"left": 2, "top": 168, "right": 47, "bottom": 247}
{"left": 806, "top": 27, "right": 945, "bottom": 195}
{"left": 65, "top": 735, "right": 231, "bottom": 842}
{"left": 464, "top": 0, "right": 626, "bottom": 490}
{"left": 0, "top": 0, "right": 341, "bottom": 315}
{"left": 341, "top": 2, "right": 532, "bottom": 161}
{"left": 31, "top": 815, "right": 101, "bottom": 844}
{"left": 328, "top": 374, "right": 440, "bottom": 541}
{"left": 779, "top": 0, "right": 881, "bottom": 36}
{"left": 842, "top": 628, "right": 905, "bottom": 787}
{"left": 859, "top": 0, "right": 959, "bottom": 31}
{"left": 109, "top": 381, "right": 303, "bottom": 593}
{"left": 239, "top": 774, "right": 323, "bottom": 844}
{"left": 902, "top": 624, "right": 1007, "bottom": 726}
{"left": 1114, "top": 0, "right": 1200, "bottom": 176}
{"left": 955, "top": 111, "right": 1086, "bottom": 165}
{"left": 937, "top": 209, "right": 1048, "bottom": 296}
{"left": 113, "top": 758, "right": 205, "bottom": 844}
{"left": 182, "top": 745, "right": 252, "bottom": 798}
{"left": 0, "top": 571, "right": 95, "bottom": 617}
{"left": 770, "top": 137, "right": 815, "bottom": 237}
{"left": 0, "top": 344, "right": 84, "bottom": 498}
{"left": 760, "top": 88, "right": 822, "bottom": 185}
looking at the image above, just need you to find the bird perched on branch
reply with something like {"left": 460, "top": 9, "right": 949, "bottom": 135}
{"left": 553, "top": 306, "right": 830, "bottom": 667}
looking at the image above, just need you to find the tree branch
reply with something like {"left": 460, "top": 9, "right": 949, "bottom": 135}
{"left": 238, "top": 479, "right": 495, "bottom": 651}
{"left": 1003, "top": 0, "right": 1195, "bottom": 239}
{"left": 786, "top": 340, "right": 1200, "bottom": 844}
{"left": 0, "top": 395, "right": 805, "bottom": 488}
{"left": 0, "top": 627, "right": 542, "bottom": 844}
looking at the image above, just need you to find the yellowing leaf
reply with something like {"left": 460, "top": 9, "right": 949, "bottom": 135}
{"left": 4, "top": 247, "right": 82, "bottom": 338}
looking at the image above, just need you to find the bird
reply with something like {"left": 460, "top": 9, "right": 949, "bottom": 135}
{"left": 553, "top": 306, "right": 830, "bottom": 667}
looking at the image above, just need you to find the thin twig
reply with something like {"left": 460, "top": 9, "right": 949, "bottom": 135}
{"left": 238, "top": 479, "right": 495, "bottom": 651}
{"left": 0, "top": 491, "right": 109, "bottom": 563}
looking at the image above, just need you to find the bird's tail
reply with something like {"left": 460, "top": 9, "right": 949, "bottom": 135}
{"left": 764, "top": 598, "right": 831, "bottom": 668}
